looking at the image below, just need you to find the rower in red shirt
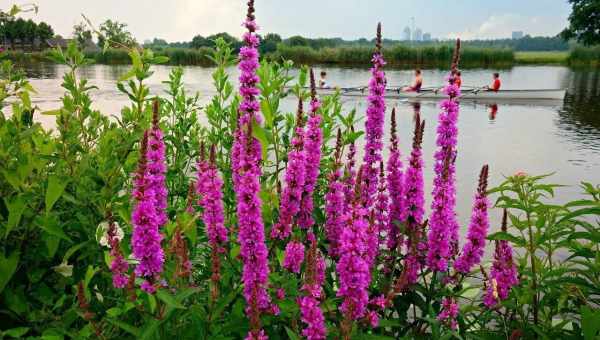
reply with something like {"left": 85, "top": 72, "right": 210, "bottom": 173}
{"left": 486, "top": 72, "right": 501, "bottom": 92}
{"left": 454, "top": 71, "right": 462, "bottom": 88}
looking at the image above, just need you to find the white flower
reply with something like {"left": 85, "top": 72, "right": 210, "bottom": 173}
{"left": 96, "top": 221, "right": 124, "bottom": 248}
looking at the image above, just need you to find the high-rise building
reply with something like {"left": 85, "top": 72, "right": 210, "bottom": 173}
{"left": 512, "top": 31, "right": 524, "bottom": 39}
{"left": 423, "top": 33, "right": 432, "bottom": 41}
{"left": 403, "top": 26, "right": 411, "bottom": 41}
{"left": 413, "top": 28, "right": 423, "bottom": 41}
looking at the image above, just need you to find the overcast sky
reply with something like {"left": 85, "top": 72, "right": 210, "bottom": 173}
{"left": 14, "top": 0, "right": 571, "bottom": 42}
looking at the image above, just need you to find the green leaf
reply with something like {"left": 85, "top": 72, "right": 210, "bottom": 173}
{"left": 118, "top": 69, "right": 137, "bottom": 82}
{"left": 557, "top": 207, "right": 600, "bottom": 225}
{"left": 105, "top": 318, "right": 140, "bottom": 337}
{"left": 284, "top": 327, "right": 301, "bottom": 340}
{"left": 251, "top": 120, "right": 269, "bottom": 161}
{"left": 45, "top": 176, "right": 68, "bottom": 213}
{"left": 487, "top": 231, "right": 525, "bottom": 246}
{"left": 139, "top": 318, "right": 162, "bottom": 340}
{"left": 40, "top": 216, "right": 72, "bottom": 243}
{"left": 4, "top": 195, "right": 26, "bottom": 238}
{"left": 153, "top": 56, "right": 170, "bottom": 64}
{"left": 41, "top": 109, "right": 62, "bottom": 116}
{"left": 581, "top": 306, "right": 600, "bottom": 340}
{"left": 106, "top": 307, "right": 122, "bottom": 317}
{"left": 156, "top": 289, "right": 185, "bottom": 309}
{"left": 260, "top": 100, "right": 273, "bottom": 127}
{"left": 0, "top": 251, "right": 19, "bottom": 294}
{"left": 3, "top": 327, "right": 30, "bottom": 338}
{"left": 129, "top": 49, "right": 143, "bottom": 70}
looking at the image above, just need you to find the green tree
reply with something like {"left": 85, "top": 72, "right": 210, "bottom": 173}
{"left": 72, "top": 21, "right": 92, "bottom": 47}
{"left": 260, "top": 33, "right": 281, "bottom": 54}
{"left": 190, "top": 34, "right": 209, "bottom": 48}
{"left": 561, "top": 0, "right": 600, "bottom": 45}
{"left": 97, "top": 19, "right": 136, "bottom": 48}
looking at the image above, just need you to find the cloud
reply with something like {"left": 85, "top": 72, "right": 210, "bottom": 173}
{"left": 168, "top": 0, "right": 245, "bottom": 41}
{"left": 446, "top": 13, "right": 565, "bottom": 40}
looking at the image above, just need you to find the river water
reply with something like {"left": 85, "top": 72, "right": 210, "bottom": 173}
{"left": 15, "top": 63, "right": 600, "bottom": 227}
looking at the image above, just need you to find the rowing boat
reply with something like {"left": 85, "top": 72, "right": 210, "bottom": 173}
{"left": 294, "top": 86, "right": 567, "bottom": 101}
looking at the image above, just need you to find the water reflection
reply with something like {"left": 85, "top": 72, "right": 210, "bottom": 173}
{"left": 7, "top": 63, "right": 600, "bottom": 227}
{"left": 488, "top": 104, "right": 498, "bottom": 121}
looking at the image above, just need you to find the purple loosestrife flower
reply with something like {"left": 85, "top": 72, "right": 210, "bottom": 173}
{"left": 484, "top": 210, "right": 518, "bottom": 308}
{"left": 196, "top": 146, "right": 228, "bottom": 297}
{"left": 386, "top": 108, "right": 404, "bottom": 252}
{"left": 131, "top": 131, "right": 164, "bottom": 294}
{"left": 271, "top": 100, "right": 306, "bottom": 239}
{"left": 197, "top": 146, "right": 228, "bottom": 247}
{"left": 234, "top": 2, "right": 271, "bottom": 337}
{"left": 298, "top": 296, "right": 327, "bottom": 340}
{"left": 299, "top": 236, "right": 327, "bottom": 340}
{"left": 107, "top": 214, "right": 128, "bottom": 288}
{"left": 147, "top": 100, "right": 168, "bottom": 228}
{"left": 455, "top": 165, "right": 490, "bottom": 274}
{"left": 297, "top": 69, "right": 323, "bottom": 229}
{"left": 437, "top": 297, "right": 459, "bottom": 330}
{"left": 232, "top": 0, "right": 262, "bottom": 193}
{"left": 426, "top": 99, "right": 460, "bottom": 272}
{"left": 283, "top": 241, "right": 305, "bottom": 274}
{"left": 427, "top": 40, "right": 462, "bottom": 273}
{"left": 362, "top": 23, "right": 387, "bottom": 208}
{"left": 325, "top": 130, "right": 346, "bottom": 257}
{"left": 336, "top": 168, "right": 371, "bottom": 320}
{"left": 402, "top": 115, "right": 426, "bottom": 285}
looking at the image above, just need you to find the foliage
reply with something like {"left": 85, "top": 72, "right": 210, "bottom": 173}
{"left": 72, "top": 22, "right": 93, "bottom": 48}
{"left": 1, "top": 10, "right": 600, "bottom": 340}
{"left": 568, "top": 45, "right": 600, "bottom": 67}
{"left": 97, "top": 19, "right": 137, "bottom": 49}
{"left": 515, "top": 51, "right": 569, "bottom": 65}
{"left": 561, "top": 0, "right": 600, "bottom": 46}
{"left": 270, "top": 44, "right": 514, "bottom": 67}
{"left": 0, "top": 17, "right": 54, "bottom": 48}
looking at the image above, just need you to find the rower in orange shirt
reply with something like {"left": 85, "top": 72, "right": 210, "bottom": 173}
{"left": 454, "top": 71, "right": 462, "bottom": 88}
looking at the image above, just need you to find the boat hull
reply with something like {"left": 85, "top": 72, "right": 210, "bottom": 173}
{"left": 305, "top": 87, "right": 567, "bottom": 101}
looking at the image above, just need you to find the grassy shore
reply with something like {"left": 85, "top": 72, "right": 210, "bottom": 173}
{"left": 515, "top": 51, "right": 569, "bottom": 64}
{"left": 568, "top": 46, "right": 600, "bottom": 67}
{"left": 5, "top": 45, "right": 600, "bottom": 68}
{"left": 269, "top": 45, "right": 515, "bottom": 67}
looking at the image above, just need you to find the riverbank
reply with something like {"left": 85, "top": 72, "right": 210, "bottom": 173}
{"left": 4, "top": 45, "right": 600, "bottom": 68}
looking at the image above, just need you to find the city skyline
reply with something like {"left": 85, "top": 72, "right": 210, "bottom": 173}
{"left": 15, "top": 0, "right": 570, "bottom": 42}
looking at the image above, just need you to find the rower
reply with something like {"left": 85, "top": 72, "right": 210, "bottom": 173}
{"left": 485, "top": 73, "right": 501, "bottom": 92}
{"left": 319, "top": 71, "right": 329, "bottom": 89}
{"left": 402, "top": 69, "right": 423, "bottom": 92}
{"left": 454, "top": 71, "right": 462, "bottom": 88}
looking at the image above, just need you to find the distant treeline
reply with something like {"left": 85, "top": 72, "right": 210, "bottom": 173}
{"left": 144, "top": 33, "right": 571, "bottom": 53}
{"left": 268, "top": 45, "right": 514, "bottom": 67}
{"left": 0, "top": 17, "right": 54, "bottom": 49}
{"left": 6, "top": 42, "right": 599, "bottom": 68}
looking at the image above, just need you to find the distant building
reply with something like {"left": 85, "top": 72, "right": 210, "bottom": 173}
{"left": 413, "top": 28, "right": 423, "bottom": 41}
{"left": 423, "top": 33, "right": 432, "bottom": 41}
{"left": 512, "top": 31, "right": 524, "bottom": 39}
{"left": 403, "top": 26, "right": 411, "bottom": 41}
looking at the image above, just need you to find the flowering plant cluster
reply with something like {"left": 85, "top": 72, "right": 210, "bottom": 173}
{"left": 6, "top": 3, "right": 599, "bottom": 340}
{"left": 96, "top": 8, "right": 519, "bottom": 339}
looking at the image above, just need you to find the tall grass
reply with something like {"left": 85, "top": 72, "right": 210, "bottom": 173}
{"left": 269, "top": 44, "right": 514, "bottom": 67}
{"left": 87, "top": 47, "right": 214, "bottom": 66}
{"left": 568, "top": 46, "right": 600, "bottom": 67}
{"left": 6, "top": 45, "right": 515, "bottom": 67}
{"left": 515, "top": 51, "right": 569, "bottom": 64}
